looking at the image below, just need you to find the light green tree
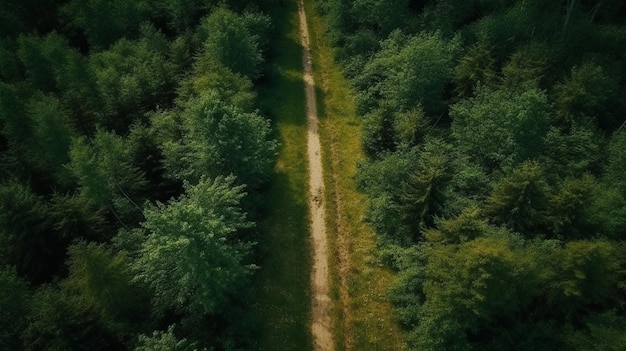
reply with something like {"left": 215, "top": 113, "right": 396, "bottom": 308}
{"left": 162, "top": 96, "right": 277, "bottom": 189}
{"left": 133, "top": 176, "right": 255, "bottom": 316}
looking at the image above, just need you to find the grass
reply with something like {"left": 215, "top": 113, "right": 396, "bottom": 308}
{"left": 303, "top": 0, "right": 407, "bottom": 350}
{"left": 252, "top": 1, "right": 312, "bottom": 350}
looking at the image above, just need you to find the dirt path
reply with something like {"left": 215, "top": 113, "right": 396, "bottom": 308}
{"left": 298, "top": 1, "right": 334, "bottom": 351}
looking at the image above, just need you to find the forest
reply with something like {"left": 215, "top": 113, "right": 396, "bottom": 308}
{"left": 316, "top": 0, "right": 626, "bottom": 350}
{"left": 3, "top": 0, "right": 626, "bottom": 350}
{"left": 0, "top": 0, "right": 285, "bottom": 350}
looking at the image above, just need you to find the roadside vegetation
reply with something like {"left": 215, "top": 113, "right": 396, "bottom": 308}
{"left": 304, "top": 0, "right": 405, "bottom": 349}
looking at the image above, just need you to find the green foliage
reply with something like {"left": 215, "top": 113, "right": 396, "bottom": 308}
{"left": 26, "top": 94, "right": 76, "bottom": 179}
{"left": 425, "top": 205, "right": 489, "bottom": 244}
{"left": 197, "top": 7, "right": 270, "bottom": 78}
{"left": 357, "top": 150, "right": 420, "bottom": 242}
{"left": 64, "top": 242, "right": 149, "bottom": 330}
{"left": 350, "top": 0, "right": 408, "bottom": 36}
{"left": 501, "top": 41, "right": 554, "bottom": 90}
{"left": 553, "top": 62, "right": 619, "bottom": 125}
{"left": 414, "top": 235, "right": 530, "bottom": 350}
{"left": 1, "top": 1, "right": 276, "bottom": 349}
{"left": 541, "top": 124, "right": 603, "bottom": 179}
{"left": 23, "top": 285, "right": 125, "bottom": 351}
{"left": 135, "top": 325, "right": 201, "bottom": 351}
{"left": 454, "top": 42, "right": 497, "bottom": 97}
{"left": 162, "top": 96, "right": 277, "bottom": 189}
{"left": 588, "top": 131, "right": 626, "bottom": 238}
{"left": 0, "top": 267, "right": 30, "bottom": 350}
{"left": 68, "top": 130, "right": 147, "bottom": 226}
{"left": 88, "top": 28, "right": 179, "bottom": 131}
{"left": 134, "top": 176, "right": 255, "bottom": 316}
{"left": 0, "top": 82, "right": 31, "bottom": 145}
{"left": 17, "top": 33, "right": 74, "bottom": 93}
{"left": 49, "top": 193, "right": 109, "bottom": 242}
{"left": 354, "top": 30, "right": 461, "bottom": 115}
{"left": 567, "top": 312, "right": 626, "bottom": 351}
{"left": 484, "top": 161, "right": 549, "bottom": 235}
{"left": 398, "top": 138, "right": 451, "bottom": 232}
{"left": 549, "top": 241, "right": 625, "bottom": 316}
{"left": 177, "top": 55, "right": 256, "bottom": 111}
{"left": 61, "top": 0, "right": 152, "bottom": 49}
{"left": 0, "top": 182, "right": 62, "bottom": 282}
{"left": 451, "top": 87, "right": 550, "bottom": 173}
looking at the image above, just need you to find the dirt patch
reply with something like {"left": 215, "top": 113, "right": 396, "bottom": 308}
{"left": 297, "top": 1, "right": 334, "bottom": 351}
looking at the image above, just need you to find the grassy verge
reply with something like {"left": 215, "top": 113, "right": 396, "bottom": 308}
{"left": 303, "top": 0, "right": 407, "bottom": 350}
{"left": 253, "top": 1, "right": 312, "bottom": 350}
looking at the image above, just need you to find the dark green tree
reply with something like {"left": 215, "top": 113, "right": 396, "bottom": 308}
{"left": 0, "top": 266, "right": 30, "bottom": 350}
{"left": 484, "top": 161, "right": 549, "bottom": 235}
{"left": 399, "top": 138, "right": 451, "bottom": 233}
{"left": 60, "top": 0, "right": 152, "bottom": 50}
{"left": 451, "top": 87, "right": 550, "bottom": 173}
{"left": 68, "top": 130, "right": 147, "bottom": 227}
{"left": 0, "top": 182, "right": 63, "bottom": 282}
{"left": 17, "top": 33, "right": 73, "bottom": 93}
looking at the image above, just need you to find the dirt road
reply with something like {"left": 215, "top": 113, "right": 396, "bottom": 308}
{"left": 297, "top": 1, "right": 334, "bottom": 351}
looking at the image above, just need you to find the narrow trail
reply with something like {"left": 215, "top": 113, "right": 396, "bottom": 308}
{"left": 298, "top": 1, "right": 334, "bottom": 351}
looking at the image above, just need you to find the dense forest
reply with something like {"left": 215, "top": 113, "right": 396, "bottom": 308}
{"left": 316, "top": 0, "right": 626, "bottom": 350}
{"left": 0, "top": 0, "right": 285, "bottom": 350}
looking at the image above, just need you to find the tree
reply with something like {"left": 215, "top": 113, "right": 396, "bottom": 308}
{"left": 540, "top": 124, "right": 603, "bottom": 180}
{"left": 23, "top": 285, "right": 124, "bottom": 351}
{"left": 398, "top": 138, "right": 451, "bottom": 233}
{"left": 68, "top": 130, "right": 147, "bottom": 227}
{"left": 356, "top": 149, "right": 421, "bottom": 242}
{"left": 176, "top": 55, "right": 256, "bottom": 112}
{"left": 134, "top": 325, "right": 200, "bottom": 351}
{"left": 133, "top": 176, "right": 255, "bottom": 316}
{"left": 425, "top": 204, "right": 489, "bottom": 244}
{"left": 589, "top": 131, "right": 626, "bottom": 239}
{"left": 484, "top": 161, "right": 549, "bottom": 235}
{"left": 196, "top": 7, "right": 269, "bottom": 78}
{"left": 0, "top": 266, "right": 30, "bottom": 350}
{"left": 63, "top": 242, "right": 150, "bottom": 339}
{"left": 350, "top": 0, "right": 408, "bottom": 36}
{"left": 567, "top": 312, "right": 626, "bottom": 351}
{"left": 501, "top": 42, "right": 554, "bottom": 91}
{"left": 544, "top": 175, "right": 595, "bottom": 239}
{"left": 415, "top": 235, "right": 529, "bottom": 350}
{"left": 162, "top": 96, "right": 277, "bottom": 189}
{"left": 26, "top": 93, "right": 76, "bottom": 184}
{"left": 354, "top": 30, "right": 461, "bottom": 116}
{"left": 48, "top": 193, "right": 109, "bottom": 242}
{"left": 548, "top": 241, "right": 624, "bottom": 317}
{"left": 451, "top": 87, "right": 550, "bottom": 173}
{"left": 60, "top": 0, "right": 152, "bottom": 50}
{"left": 0, "top": 181, "right": 63, "bottom": 283}
{"left": 88, "top": 29, "right": 179, "bottom": 132}
{"left": 553, "top": 62, "right": 619, "bottom": 126}
{"left": 454, "top": 42, "right": 497, "bottom": 97}
{"left": 17, "top": 33, "right": 73, "bottom": 93}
